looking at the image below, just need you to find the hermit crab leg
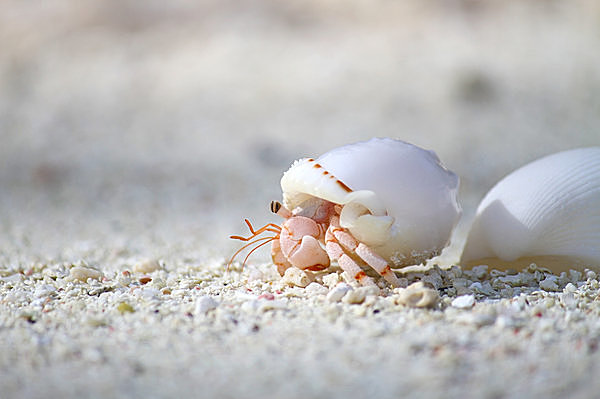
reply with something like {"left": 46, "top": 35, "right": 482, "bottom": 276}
{"left": 227, "top": 236, "right": 277, "bottom": 270}
{"left": 228, "top": 219, "right": 282, "bottom": 270}
{"left": 229, "top": 219, "right": 281, "bottom": 241}
{"left": 325, "top": 228, "right": 376, "bottom": 287}
{"left": 327, "top": 216, "right": 401, "bottom": 287}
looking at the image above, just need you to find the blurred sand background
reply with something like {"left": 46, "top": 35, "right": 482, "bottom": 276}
{"left": 2, "top": 0, "right": 599, "bottom": 264}
{"left": 1, "top": 1, "right": 600, "bottom": 398}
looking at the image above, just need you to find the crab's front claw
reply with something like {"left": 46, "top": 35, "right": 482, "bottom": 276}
{"left": 288, "top": 235, "right": 330, "bottom": 271}
{"left": 339, "top": 194, "right": 394, "bottom": 246}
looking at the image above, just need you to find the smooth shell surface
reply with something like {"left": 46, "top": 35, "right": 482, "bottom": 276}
{"left": 280, "top": 138, "right": 461, "bottom": 267}
{"left": 461, "top": 147, "right": 600, "bottom": 272}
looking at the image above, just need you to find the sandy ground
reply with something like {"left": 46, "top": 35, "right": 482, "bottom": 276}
{"left": 1, "top": 1, "right": 600, "bottom": 398}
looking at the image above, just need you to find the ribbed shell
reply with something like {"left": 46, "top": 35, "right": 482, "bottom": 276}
{"left": 461, "top": 147, "right": 600, "bottom": 271}
{"left": 280, "top": 138, "right": 461, "bottom": 267}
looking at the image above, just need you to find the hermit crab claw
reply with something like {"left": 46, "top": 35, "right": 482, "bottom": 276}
{"left": 339, "top": 191, "right": 393, "bottom": 246}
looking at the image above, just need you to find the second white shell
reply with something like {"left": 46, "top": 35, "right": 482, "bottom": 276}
{"left": 280, "top": 138, "right": 461, "bottom": 267}
{"left": 461, "top": 147, "right": 600, "bottom": 272}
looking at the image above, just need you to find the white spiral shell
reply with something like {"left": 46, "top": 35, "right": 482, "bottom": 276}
{"left": 461, "top": 147, "right": 600, "bottom": 272}
{"left": 280, "top": 138, "right": 461, "bottom": 267}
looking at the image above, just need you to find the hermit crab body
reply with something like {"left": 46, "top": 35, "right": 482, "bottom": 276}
{"left": 230, "top": 138, "right": 461, "bottom": 287}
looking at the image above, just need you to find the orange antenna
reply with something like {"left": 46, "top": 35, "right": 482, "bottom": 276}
{"left": 228, "top": 219, "right": 282, "bottom": 270}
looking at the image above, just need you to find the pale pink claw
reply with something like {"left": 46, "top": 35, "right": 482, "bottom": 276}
{"left": 287, "top": 235, "right": 330, "bottom": 271}
{"left": 278, "top": 216, "right": 329, "bottom": 271}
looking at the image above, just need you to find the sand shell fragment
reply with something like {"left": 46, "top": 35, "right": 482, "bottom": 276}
{"left": 133, "top": 259, "right": 161, "bottom": 274}
{"left": 69, "top": 266, "right": 103, "bottom": 282}
{"left": 395, "top": 282, "right": 440, "bottom": 308}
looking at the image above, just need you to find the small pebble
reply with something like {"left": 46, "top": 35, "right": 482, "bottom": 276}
{"left": 117, "top": 302, "right": 135, "bottom": 314}
{"left": 257, "top": 293, "right": 275, "bottom": 300}
{"left": 471, "top": 265, "right": 488, "bottom": 280}
{"left": 342, "top": 287, "right": 367, "bottom": 304}
{"left": 396, "top": 282, "right": 440, "bottom": 308}
{"left": 497, "top": 274, "right": 525, "bottom": 287}
{"left": 34, "top": 285, "right": 56, "bottom": 298}
{"left": 530, "top": 304, "right": 544, "bottom": 317}
{"left": 564, "top": 282, "right": 577, "bottom": 293}
{"left": 539, "top": 276, "right": 559, "bottom": 292}
{"left": 569, "top": 270, "right": 583, "bottom": 282}
{"left": 195, "top": 295, "right": 218, "bottom": 315}
{"left": 240, "top": 300, "right": 259, "bottom": 312}
{"left": 281, "top": 267, "right": 312, "bottom": 288}
{"left": 69, "top": 266, "right": 103, "bottom": 282}
{"left": 88, "top": 286, "right": 112, "bottom": 296}
{"left": 542, "top": 297, "right": 555, "bottom": 308}
{"left": 327, "top": 283, "right": 352, "bottom": 303}
{"left": 247, "top": 268, "right": 264, "bottom": 281}
{"left": 396, "top": 277, "right": 409, "bottom": 288}
{"left": 133, "top": 287, "right": 160, "bottom": 300}
{"left": 133, "top": 259, "right": 161, "bottom": 274}
{"left": 139, "top": 276, "right": 152, "bottom": 285}
{"left": 451, "top": 294, "right": 475, "bottom": 309}
{"left": 85, "top": 316, "right": 108, "bottom": 327}
{"left": 305, "top": 282, "right": 328, "bottom": 296}
{"left": 118, "top": 273, "right": 132, "bottom": 286}
{"left": 171, "top": 289, "right": 188, "bottom": 297}
{"left": 496, "top": 315, "right": 523, "bottom": 329}
{"left": 258, "top": 300, "right": 287, "bottom": 312}
{"left": 322, "top": 273, "right": 342, "bottom": 288}
{"left": 586, "top": 270, "right": 597, "bottom": 280}
{"left": 1, "top": 274, "right": 23, "bottom": 283}
{"left": 469, "top": 281, "right": 495, "bottom": 296}
{"left": 560, "top": 292, "right": 578, "bottom": 310}
{"left": 454, "top": 312, "right": 496, "bottom": 327}
{"left": 422, "top": 272, "right": 443, "bottom": 290}
{"left": 150, "top": 277, "right": 166, "bottom": 289}
{"left": 3, "top": 291, "right": 26, "bottom": 303}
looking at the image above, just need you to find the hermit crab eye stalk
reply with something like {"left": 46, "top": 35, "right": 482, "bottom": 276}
{"left": 270, "top": 200, "right": 291, "bottom": 218}
{"left": 270, "top": 200, "right": 281, "bottom": 214}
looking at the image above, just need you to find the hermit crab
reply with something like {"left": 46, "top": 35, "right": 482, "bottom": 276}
{"left": 461, "top": 147, "right": 600, "bottom": 273}
{"left": 230, "top": 138, "right": 461, "bottom": 287}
